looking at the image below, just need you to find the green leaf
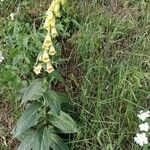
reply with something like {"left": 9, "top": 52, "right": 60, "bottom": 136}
{"left": 21, "top": 79, "right": 43, "bottom": 104}
{"left": 57, "top": 92, "right": 70, "bottom": 104}
{"left": 49, "top": 133, "right": 69, "bottom": 150}
{"left": 12, "top": 102, "right": 42, "bottom": 138}
{"left": 48, "top": 111, "right": 77, "bottom": 133}
{"left": 44, "top": 90, "right": 61, "bottom": 115}
{"left": 18, "top": 128, "right": 49, "bottom": 150}
{"left": 50, "top": 71, "right": 65, "bottom": 84}
{"left": 17, "top": 127, "right": 69, "bottom": 150}
{"left": 2, "top": 70, "right": 17, "bottom": 81}
{"left": 18, "top": 131, "right": 34, "bottom": 150}
{"left": 32, "top": 128, "right": 49, "bottom": 150}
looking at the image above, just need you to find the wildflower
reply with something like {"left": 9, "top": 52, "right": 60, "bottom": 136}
{"left": 137, "top": 110, "right": 150, "bottom": 121}
{"left": 46, "top": 10, "right": 54, "bottom": 19}
{"left": 51, "top": 26, "right": 58, "bottom": 38}
{"left": 42, "top": 34, "right": 52, "bottom": 50}
{"left": 10, "top": 13, "right": 15, "bottom": 20}
{"left": 134, "top": 133, "right": 148, "bottom": 146}
{"left": 33, "top": 64, "right": 42, "bottom": 75}
{"left": 46, "top": 62, "right": 54, "bottom": 73}
{"left": 49, "top": 45, "right": 57, "bottom": 56}
{"left": 0, "top": 51, "right": 4, "bottom": 63}
{"left": 139, "top": 122, "right": 149, "bottom": 132}
{"left": 1, "top": 0, "right": 4, "bottom": 1}
{"left": 53, "top": 2, "right": 61, "bottom": 17}
{"left": 41, "top": 51, "right": 50, "bottom": 63}
{"left": 44, "top": 16, "right": 56, "bottom": 30}
{"left": 48, "top": 0, "right": 55, "bottom": 12}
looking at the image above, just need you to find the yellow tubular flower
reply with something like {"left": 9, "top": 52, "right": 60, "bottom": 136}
{"left": 46, "top": 11, "right": 54, "bottom": 19}
{"left": 49, "top": 0, "right": 55, "bottom": 11}
{"left": 49, "top": 45, "right": 57, "bottom": 56}
{"left": 42, "top": 50, "right": 50, "bottom": 63}
{"left": 34, "top": 0, "right": 65, "bottom": 74}
{"left": 49, "top": 17, "right": 56, "bottom": 27}
{"left": 51, "top": 26, "right": 58, "bottom": 38}
{"left": 46, "top": 62, "right": 54, "bottom": 73}
{"left": 42, "top": 34, "right": 52, "bottom": 50}
{"left": 44, "top": 16, "right": 56, "bottom": 30}
{"left": 53, "top": 2, "right": 61, "bottom": 17}
{"left": 33, "top": 64, "right": 42, "bottom": 75}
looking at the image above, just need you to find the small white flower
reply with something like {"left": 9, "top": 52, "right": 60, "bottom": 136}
{"left": 1, "top": 0, "right": 4, "bottom": 1}
{"left": 137, "top": 110, "right": 150, "bottom": 121}
{"left": 0, "top": 51, "right": 4, "bottom": 63}
{"left": 134, "top": 133, "right": 148, "bottom": 146}
{"left": 10, "top": 13, "right": 15, "bottom": 20}
{"left": 139, "top": 122, "right": 149, "bottom": 132}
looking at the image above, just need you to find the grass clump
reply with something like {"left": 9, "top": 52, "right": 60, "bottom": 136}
{"left": 69, "top": 1, "right": 150, "bottom": 149}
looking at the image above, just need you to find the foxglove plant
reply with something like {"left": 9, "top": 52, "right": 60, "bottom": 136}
{"left": 13, "top": 1, "right": 78, "bottom": 149}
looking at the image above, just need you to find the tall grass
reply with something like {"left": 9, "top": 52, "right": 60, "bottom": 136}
{"left": 69, "top": 1, "right": 150, "bottom": 149}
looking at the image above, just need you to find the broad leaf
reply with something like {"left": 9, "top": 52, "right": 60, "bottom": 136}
{"left": 18, "top": 131, "right": 34, "bottom": 150}
{"left": 32, "top": 128, "right": 49, "bottom": 150}
{"left": 17, "top": 128, "right": 49, "bottom": 150}
{"left": 49, "top": 133, "right": 69, "bottom": 150}
{"left": 13, "top": 102, "right": 42, "bottom": 138}
{"left": 50, "top": 70, "right": 65, "bottom": 84}
{"left": 21, "top": 79, "right": 43, "bottom": 104}
{"left": 57, "top": 92, "right": 70, "bottom": 104}
{"left": 44, "top": 90, "right": 61, "bottom": 115}
{"left": 17, "top": 127, "right": 69, "bottom": 150}
{"left": 48, "top": 111, "right": 77, "bottom": 133}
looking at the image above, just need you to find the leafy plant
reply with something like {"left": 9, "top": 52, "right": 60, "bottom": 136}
{"left": 11, "top": 0, "right": 78, "bottom": 149}
{"left": 13, "top": 79, "right": 78, "bottom": 149}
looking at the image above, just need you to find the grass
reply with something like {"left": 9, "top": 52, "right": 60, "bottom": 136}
{"left": 68, "top": 1, "right": 150, "bottom": 149}
{"left": 0, "top": 0, "right": 150, "bottom": 150}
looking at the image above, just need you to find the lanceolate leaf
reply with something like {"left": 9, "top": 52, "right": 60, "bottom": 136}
{"left": 48, "top": 111, "right": 78, "bottom": 133}
{"left": 17, "top": 127, "right": 69, "bottom": 150}
{"left": 13, "top": 102, "right": 42, "bottom": 138}
{"left": 44, "top": 90, "right": 61, "bottom": 115}
{"left": 21, "top": 79, "right": 43, "bottom": 104}
{"left": 17, "top": 131, "right": 34, "bottom": 150}
{"left": 50, "top": 70, "right": 65, "bottom": 84}
{"left": 57, "top": 92, "right": 70, "bottom": 104}
{"left": 32, "top": 128, "right": 49, "bottom": 150}
{"left": 49, "top": 132, "right": 69, "bottom": 150}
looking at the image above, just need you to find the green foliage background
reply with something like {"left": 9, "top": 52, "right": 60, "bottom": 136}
{"left": 0, "top": 0, "right": 150, "bottom": 150}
